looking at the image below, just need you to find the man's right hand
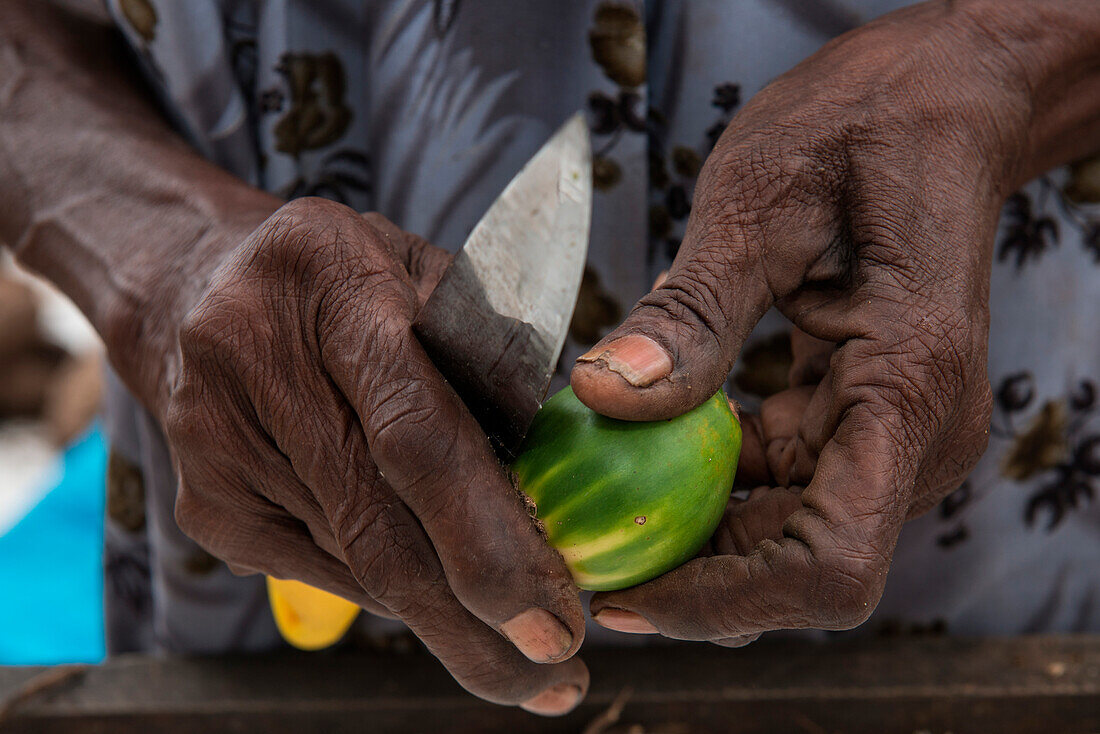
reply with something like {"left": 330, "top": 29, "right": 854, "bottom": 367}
{"left": 162, "top": 198, "right": 587, "bottom": 714}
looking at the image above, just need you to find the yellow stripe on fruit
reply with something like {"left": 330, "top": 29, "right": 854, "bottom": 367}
{"left": 556, "top": 529, "right": 638, "bottom": 564}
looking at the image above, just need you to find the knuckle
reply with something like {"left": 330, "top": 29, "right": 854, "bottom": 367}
{"left": 368, "top": 380, "right": 455, "bottom": 471}
{"left": 704, "top": 129, "right": 837, "bottom": 221}
{"left": 176, "top": 251, "right": 276, "bottom": 378}
{"left": 164, "top": 395, "right": 205, "bottom": 456}
{"left": 814, "top": 547, "right": 886, "bottom": 628}
{"left": 783, "top": 504, "right": 891, "bottom": 629}
{"left": 335, "top": 495, "right": 434, "bottom": 603}
{"left": 369, "top": 301, "right": 416, "bottom": 346}
{"left": 172, "top": 480, "right": 201, "bottom": 540}
{"left": 168, "top": 316, "right": 254, "bottom": 451}
{"left": 355, "top": 534, "right": 434, "bottom": 606}
{"left": 164, "top": 388, "right": 260, "bottom": 567}
{"left": 315, "top": 277, "right": 415, "bottom": 384}
{"left": 263, "top": 197, "right": 359, "bottom": 250}
{"left": 446, "top": 534, "right": 543, "bottom": 604}
{"left": 927, "top": 378, "right": 993, "bottom": 499}
{"left": 343, "top": 541, "right": 548, "bottom": 704}
{"left": 393, "top": 590, "right": 455, "bottom": 641}
{"left": 640, "top": 274, "right": 726, "bottom": 343}
{"left": 356, "top": 212, "right": 408, "bottom": 253}
{"left": 248, "top": 197, "right": 370, "bottom": 288}
{"left": 275, "top": 195, "right": 354, "bottom": 223}
{"left": 834, "top": 308, "right": 977, "bottom": 451}
{"left": 171, "top": 473, "right": 236, "bottom": 565}
{"left": 177, "top": 298, "right": 251, "bottom": 367}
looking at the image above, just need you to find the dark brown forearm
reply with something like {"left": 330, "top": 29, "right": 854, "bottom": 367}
{"left": 0, "top": 0, "right": 279, "bottom": 416}
{"left": 953, "top": 0, "right": 1100, "bottom": 184}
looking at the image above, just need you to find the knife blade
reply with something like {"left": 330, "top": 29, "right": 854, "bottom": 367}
{"left": 413, "top": 114, "right": 592, "bottom": 458}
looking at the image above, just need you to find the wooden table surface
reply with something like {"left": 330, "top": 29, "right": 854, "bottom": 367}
{"left": 1, "top": 635, "right": 1097, "bottom": 733}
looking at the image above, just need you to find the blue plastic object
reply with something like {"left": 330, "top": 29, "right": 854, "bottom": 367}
{"left": 0, "top": 426, "right": 107, "bottom": 664}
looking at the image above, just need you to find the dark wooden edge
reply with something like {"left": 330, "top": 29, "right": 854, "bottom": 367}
{"left": 1, "top": 635, "right": 1098, "bottom": 733}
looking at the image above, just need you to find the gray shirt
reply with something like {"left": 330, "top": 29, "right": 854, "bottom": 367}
{"left": 100, "top": 0, "right": 1100, "bottom": 654}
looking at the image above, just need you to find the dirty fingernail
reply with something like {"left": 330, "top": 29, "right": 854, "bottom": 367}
{"left": 520, "top": 684, "right": 582, "bottom": 716}
{"left": 501, "top": 608, "right": 573, "bottom": 663}
{"left": 594, "top": 608, "right": 659, "bottom": 634}
{"left": 576, "top": 335, "right": 672, "bottom": 388}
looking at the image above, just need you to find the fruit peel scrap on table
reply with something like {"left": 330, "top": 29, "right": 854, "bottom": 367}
{"left": 267, "top": 386, "right": 741, "bottom": 647}
{"left": 266, "top": 576, "right": 360, "bottom": 651}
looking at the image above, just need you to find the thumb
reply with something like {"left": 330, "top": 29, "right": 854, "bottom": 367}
{"left": 570, "top": 233, "right": 772, "bottom": 421}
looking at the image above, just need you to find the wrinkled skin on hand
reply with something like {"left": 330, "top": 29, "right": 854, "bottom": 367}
{"left": 166, "top": 198, "right": 587, "bottom": 713}
{"left": 571, "top": 2, "right": 1055, "bottom": 643}
{"left": 6, "top": 0, "right": 1096, "bottom": 713}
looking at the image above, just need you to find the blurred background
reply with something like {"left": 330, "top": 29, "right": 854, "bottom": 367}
{"left": 0, "top": 255, "right": 105, "bottom": 665}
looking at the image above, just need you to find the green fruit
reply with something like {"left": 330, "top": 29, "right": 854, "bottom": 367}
{"left": 512, "top": 387, "right": 741, "bottom": 591}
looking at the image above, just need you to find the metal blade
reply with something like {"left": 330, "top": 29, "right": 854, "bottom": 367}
{"left": 413, "top": 114, "right": 592, "bottom": 458}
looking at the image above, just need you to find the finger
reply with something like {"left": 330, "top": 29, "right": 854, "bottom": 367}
{"left": 591, "top": 363, "right": 917, "bottom": 641}
{"left": 711, "top": 486, "right": 804, "bottom": 556}
{"left": 173, "top": 420, "right": 589, "bottom": 713}
{"left": 571, "top": 140, "right": 838, "bottom": 422}
{"left": 758, "top": 385, "right": 817, "bottom": 486}
{"left": 734, "top": 410, "right": 771, "bottom": 487}
{"left": 173, "top": 468, "right": 393, "bottom": 619}
{"left": 234, "top": 343, "right": 589, "bottom": 706}
{"left": 166, "top": 372, "right": 393, "bottom": 617}
{"left": 724, "top": 394, "right": 772, "bottom": 487}
{"left": 278, "top": 441, "right": 590, "bottom": 710}
{"left": 571, "top": 246, "right": 772, "bottom": 421}
{"left": 775, "top": 208, "right": 994, "bottom": 519}
{"left": 169, "top": 311, "right": 351, "bottom": 565}
{"left": 269, "top": 436, "right": 591, "bottom": 710}
{"left": 590, "top": 196, "right": 991, "bottom": 642}
{"left": 336, "top": 494, "right": 590, "bottom": 711}
{"left": 296, "top": 199, "right": 585, "bottom": 662}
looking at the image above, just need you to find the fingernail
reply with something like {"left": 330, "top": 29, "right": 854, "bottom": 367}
{"left": 593, "top": 608, "right": 658, "bottom": 634}
{"left": 520, "top": 684, "right": 582, "bottom": 716}
{"left": 576, "top": 335, "right": 672, "bottom": 388}
{"left": 501, "top": 608, "right": 573, "bottom": 663}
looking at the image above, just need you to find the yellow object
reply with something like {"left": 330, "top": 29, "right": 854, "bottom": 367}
{"left": 266, "top": 577, "right": 360, "bottom": 650}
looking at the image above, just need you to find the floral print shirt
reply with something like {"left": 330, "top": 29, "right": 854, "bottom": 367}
{"left": 101, "top": 0, "right": 1100, "bottom": 654}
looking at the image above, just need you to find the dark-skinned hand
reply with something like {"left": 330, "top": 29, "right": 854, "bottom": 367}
{"left": 6, "top": 0, "right": 1097, "bottom": 712}
{"left": 165, "top": 199, "right": 588, "bottom": 714}
{"left": 2, "top": 2, "right": 587, "bottom": 714}
{"left": 572, "top": 0, "right": 1099, "bottom": 644}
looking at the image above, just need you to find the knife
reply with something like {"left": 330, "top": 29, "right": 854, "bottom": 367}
{"left": 413, "top": 112, "right": 592, "bottom": 458}
{"left": 268, "top": 114, "right": 593, "bottom": 649}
